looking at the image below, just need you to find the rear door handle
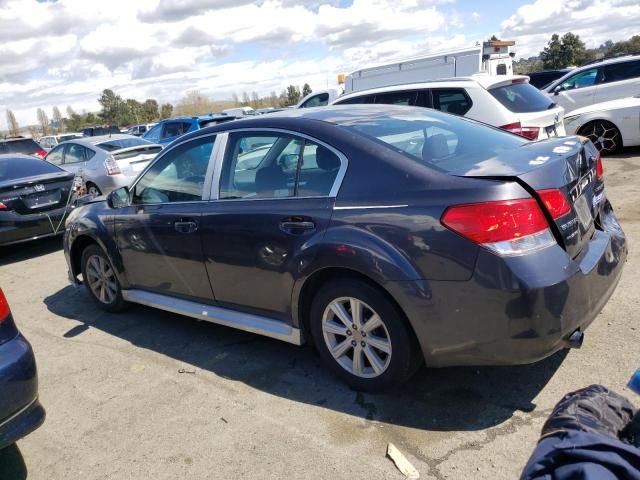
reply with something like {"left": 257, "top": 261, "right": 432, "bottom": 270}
{"left": 279, "top": 220, "right": 315, "bottom": 235}
{"left": 174, "top": 220, "right": 198, "bottom": 234}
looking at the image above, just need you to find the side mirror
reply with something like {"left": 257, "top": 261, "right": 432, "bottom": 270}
{"left": 553, "top": 85, "right": 562, "bottom": 95}
{"left": 107, "top": 186, "right": 130, "bottom": 209}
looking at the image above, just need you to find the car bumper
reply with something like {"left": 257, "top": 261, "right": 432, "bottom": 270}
{"left": 0, "top": 205, "right": 68, "bottom": 246}
{"left": 389, "top": 201, "right": 627, "bottom": 367}
{"left": 0, "top": 330, "right": 44, "bottom": 450}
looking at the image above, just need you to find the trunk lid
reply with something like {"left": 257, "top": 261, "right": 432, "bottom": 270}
{"left": 452, "top": 136, "right": 603, "bottom": 258}
{"left": 0, "top": 171, "right": 75, "bottom": 215}
{"left": 111, "top": 145, "right": 161, "bottom": 177}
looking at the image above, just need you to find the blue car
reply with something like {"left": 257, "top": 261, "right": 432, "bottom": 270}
{"left": 142, "top": 114, "right": 237, "bottom": 146}
{"left": 0, "top": 287, "right": 45, "bottom": 450}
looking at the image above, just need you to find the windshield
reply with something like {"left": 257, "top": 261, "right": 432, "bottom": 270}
{"left": 0, "top": 139, "right": 41, "bottom": 154}
{"left": 96, "top": 138, "right": 152, "bottom": 152}
{"left": 489, "top": 82, "right": 556, "bottom": 113}
{"left": 0, "top": 156, "right": 63, "bottom": 180}
{"left": 341, "top": 110, "right": 527, "bottom": 173}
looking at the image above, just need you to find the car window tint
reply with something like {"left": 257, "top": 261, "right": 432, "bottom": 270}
{"left": 1, "top": 139, "right": 41, "bottom": 154}
{"left": 334, "top": 94, "right": 375, "bottom": 105}
{"left": 297, "top": 143, "right": 341, "bottom": 197}
{"left": 133, "top": 136, "right": 215, "bottom": 204}
{"left": 602, "top": 60, "right": 640, "bottom": 83}
{"left": 220, "top": 134, "right": 301, "bottom": 199}
{"left": 344, "top": 111, "right": 526, "bottom": 174}
{"left": 560, "top": 68, "right": 600, "bottom": 90}
{"left": 374, "top": 90, "right": 417, "bottom": 106}
{"left": 162, "top": 122, "right": 184, "bottom": 139}
{"left": 65, "top": 144, "right": 86, "bottom": 164}
{"left": 0, "top": 156, "right": 63, "bottom": 180}
{"left": 46, "top": 145, "right": 65, "bottom": 165}
{"left": 431, "top": 89, "right": 472, "bottom": 115}
{"left": 489, "top": 82, "right": 555, "bottom": 113}
{"left": 301, "top": 93, "right": 329, "bottom": 108}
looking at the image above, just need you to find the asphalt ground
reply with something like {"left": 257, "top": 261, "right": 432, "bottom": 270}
{"left": 1, "top": 148, "right": 638, "bottom": 480}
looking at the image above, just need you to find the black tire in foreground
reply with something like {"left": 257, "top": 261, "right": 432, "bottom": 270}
{"left": 80, "top": 244, "right": 127, "bottom": 312}
{"left": 310, "top": 279, "right": 422, "bottom": 392}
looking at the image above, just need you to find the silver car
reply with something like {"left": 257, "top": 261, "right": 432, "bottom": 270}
{"left": 44, "top": 134, "right": 162, "bottom": 196}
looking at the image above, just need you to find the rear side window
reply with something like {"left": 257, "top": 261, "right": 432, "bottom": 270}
{"left": 334, "top": 94, "right": 375, "bottom": 105}
{"left": 65, "top": 144, "right": 89, "bottom": 164}
{"left": 0, "top": 157, "right": 63, "bottom": 180}
{"left": 300, "top": 93, "right": 330, "bottom": 108}
{"left": 431, "top": 89, "right": 472, "bottom": 115}
{"left": 373, "top": 90, "right": 417, "bottom": 106}
{"left": 162, "top": 121, "right": 191, "bottom": 139}
{"left": 489, "top": 82, "right": 555, "bottom": 113}
{"left": 0, "top": 139, "right": 41, "bottom": 154}
{"left": 602, "top": 60, "right": 640, "bottom": 83}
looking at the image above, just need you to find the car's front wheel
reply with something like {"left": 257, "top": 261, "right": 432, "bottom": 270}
{"left": 310, "top": 279, "right": 421, "bottom": 392}
{"left": 81, "top": 244, "right": 127, "bottom": 312}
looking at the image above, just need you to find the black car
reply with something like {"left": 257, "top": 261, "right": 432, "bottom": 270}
{"left": 0, "top": 155, "right": 75, "bottom": 246}
{"left": 63, "top": 105, "right": 627, "bottom": 391}
{"left": 0, "top": 138, "right": 47, "bottom": 158}
{"left": 81, "top": 126, "right": 120, "bottom": 137}
{"left": 528, "top": 68, "right": 574, "bottom": 89}
{"left": 0, "top": 287, "right": 45, "bottom": 450}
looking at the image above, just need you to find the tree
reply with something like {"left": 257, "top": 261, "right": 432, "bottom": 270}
{"left": 302, "top": 83, "right": 312, "bottom": 97}
{"left": 231, "top": 92, "right": 240, "bottom": 106}
{"left": 66, "top": 105, "right": 76, "bottom": 118}
{"left": 540, "top": 32, "right": 594, "bottom": 69}
{"left": 52, "top": 106, "right": 64, "bottom": 133}
{"left": 241, "top": 92, "right": 250, "bottom": 106}
{"left": 284, "top": 85, "right": 301, "bottom": 106}
{"left": 160, "top": 103, "right": 173, "bottom": 119}
{"left": 37, "top": 108, "right": 49, "bottom": 135}
{"left": 250, "top": 91, "right": 260, "bottom": 109}
{"left": 489, "top": 34, "right": 500, "bottom": 41}
{"left": 175, "top": 90, "right": 214, "bottom": 116}
{"left": 540, "top": 34, "right": 565, "bottom": 69}
{"left": 142, "top": 99, "right": 159, "bottom": 122}
{"left": 98, "top": 89, "right": 123, "bottom": 125}
{"left": 608, "top": 35, "right": 640, "bottom": 55}
{"left": 268, "top": 91, "right": 278, "bottom": 107}
{"left": 124, "top": 99, "right": 142, "bottom": 125}
{"left": 5, "top": 109, "right": 19, "bottom": 136}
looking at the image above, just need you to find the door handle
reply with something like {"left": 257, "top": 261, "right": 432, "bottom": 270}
{"left": 279, "top": 220, "right": 315, "bottom": 235}
{"left": 174, "top": 220, "right": 198, "bottom": 234}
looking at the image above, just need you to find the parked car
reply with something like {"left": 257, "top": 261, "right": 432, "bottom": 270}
{"left": 564, "top": 96, "right": 640, "bottom": 154}
{"left": 63, "top": 105, "right": 626, "bottom": 391}
{"left": 142, "top": 114, "right": 237, "bottom": 146}
{"left": 82, "top": 125, "right": 120, "bottom": 137}
{"left": 297, "top": 88, "right": 343, "bottom": 108}
{"left": 45, "top": 135, "right": 161, "bottom": 197}
{"left": 544, "top": 54, "right": 640, "bottom": 111}
{"left": 222, "top": 107, "right": 254, "bottom": 116}
{"left": 0, "top": 287, "right": 45, "bottom": 450}
{"left": 38, "top": 133, "right": 84, "bottom": 151}
{"left": 0, "top": 154, "right": 75, "bottom": 246}
{"left": 0, "top": 137, "right": 47, "bottom": 158}
{"left": 332, "top": 76, "right": 566, "bottom": 140}
{"left": 125, "top": 124, "right": 156, "bottom": 137}
{"left": 527, "top": 68, "right": 573, "bottom": 89}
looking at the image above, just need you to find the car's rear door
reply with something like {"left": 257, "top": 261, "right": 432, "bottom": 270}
{"left": 114, "top": 135, "right": 218, "bottom": 300}
{"left": 200, "top": 130, "right": 345, "bottom": 320}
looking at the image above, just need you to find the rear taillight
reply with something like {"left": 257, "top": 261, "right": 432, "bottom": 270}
{"left": 596, "top": 151, "right": 604, "bottom": 178}
{"left": 34, "top": 149, "right": 47, "bottom": 158}
{"left": 105, "top": 157, "right": 121, "bottom": 175}
{"left": 0, "top": 288, "right": 10, "bottom": 323}
{"left": 538, "top": 189, "right": 570, "bottom": 219}
{"left": 0, "top": 201, "right": 7, "bottom": 210}
{"left": 500, "top": 122, "right": 540, "bottom": 140}
{"left": 441, "top": 198, "right": 556, "bottom": 256}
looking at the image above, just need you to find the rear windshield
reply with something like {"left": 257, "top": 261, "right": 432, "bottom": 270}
{"left": 342, "top": 110, "right": 526, "bottom": 173}
{"left": 489, "top": 82, "right": 556, "bottom": 113}
{"left": 96, "top": 138, "right": 151, "bottom": 152}
{"left": 0, "top": 156, "right": 63, "bottom": 180}
{"left": 0, "top": 139, "right": 41, "bottom": 154}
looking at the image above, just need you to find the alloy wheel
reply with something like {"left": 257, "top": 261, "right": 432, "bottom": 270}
{"left": 583, "top": 121, "right": 620, "bottom": 154}
{"left": 322, "top": 297, "right": 392, "bottom": 378}
{"left": 85, "top": 254, "right": 118, "bottom": 304}
{"left": 87, "top": 185, "right": 101, "bottom": 197}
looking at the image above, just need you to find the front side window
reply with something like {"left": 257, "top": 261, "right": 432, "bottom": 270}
{"left": 133, "top": 135, "right": 215, "bottom": 204}
{"left": 560, "top": 68, "right": 600, "bottom": 90}
{"left": 431, "top": 89, "right": 472, "bottom": 115}
{"left": 46, "top": 145, "right": 65, "bottom": 165}
{"left": 301, "top": 93, "right": 329, "bottom": 108}
{"left": 334, "top": 94, "right": 375, "bottom": 105}
{"left": 219, "top": 132, "right": 341, "bottom": 199}
{"left": 161, "top": 122, "right": 190, "bottom": 139}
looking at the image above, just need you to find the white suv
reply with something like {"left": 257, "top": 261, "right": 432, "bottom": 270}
{"left": 332, "top": 75, "right": 566, "bottom": 140}
{"left": 544, "top": 55, "right": 640, "bottom": 112}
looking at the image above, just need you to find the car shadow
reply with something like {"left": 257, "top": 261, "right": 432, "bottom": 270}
{"left": 0, "top": 444, "right": 28, "bottom": 480}
{"left": 44, "top": 285, "right": 567, "bottom": 432}
{"left": 0, "top": 237, "right": 62, "bottom": 267}
{"left": 608, "top": 145, "right": 640, "bottom": 159}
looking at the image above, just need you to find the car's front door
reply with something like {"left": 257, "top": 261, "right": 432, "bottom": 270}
{"left": 114, "top": 135, "right": 217, "bottom": 301}
{"left": 201, "top": 131, "right": 344, "bottom": 320}
{"left": 549, "top": 67, "right": 601, "bottom": 111}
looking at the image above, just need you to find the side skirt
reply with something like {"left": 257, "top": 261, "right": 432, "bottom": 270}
{"left": 121, "top": 289, "right": 304, "bottom": 345}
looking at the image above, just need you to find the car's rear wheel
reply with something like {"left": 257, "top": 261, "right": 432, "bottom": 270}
{"left": 81, "top": 244, "right": 127, "bottom": 312}
{"left": 310, "top": 279, "right": 421, "bottom": 391}
{"left": 86, "top": 183, "right": 101, "bottom": 197}
{"left": 579, "top": 120, "right": 622, "bottom": 155}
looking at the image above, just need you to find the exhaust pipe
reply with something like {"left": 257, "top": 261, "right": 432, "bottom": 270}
{"left": 566, "top": 329, "right": 584, "bottom": 349}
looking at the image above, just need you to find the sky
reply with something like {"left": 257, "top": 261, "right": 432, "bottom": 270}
{"left": 1, "top": 0, "right": 639, "bottom": 128}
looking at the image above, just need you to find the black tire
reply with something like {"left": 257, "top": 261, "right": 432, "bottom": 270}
{"left": 80, "top": 244, "right": 127, "bottom": 312}
{"left": 579, "top": 120, "right": 622, "bottom": 156}
{"left": 86, "top": 183, "right": 102, "bottom": 197}
{"left": 309, "top": 279, "right": 422, "bottom": 392}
